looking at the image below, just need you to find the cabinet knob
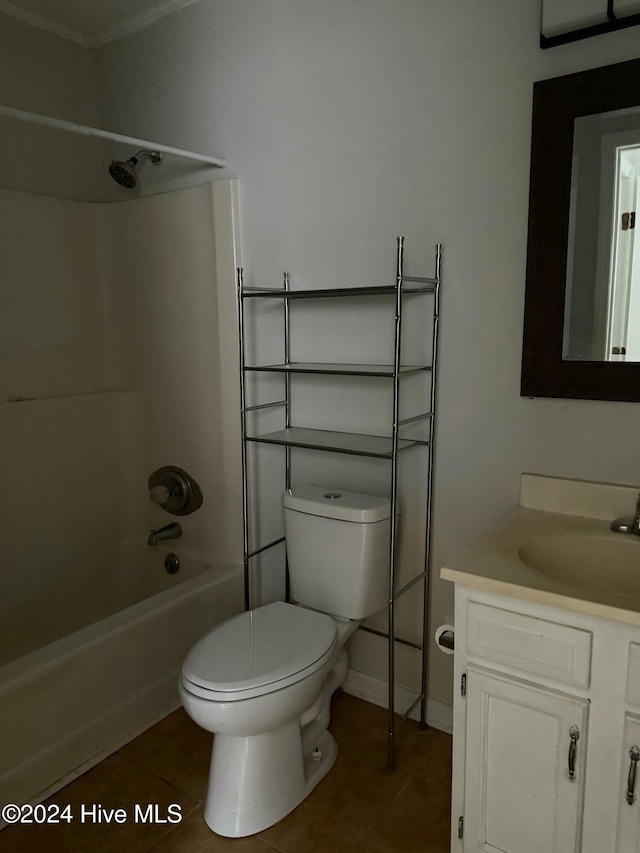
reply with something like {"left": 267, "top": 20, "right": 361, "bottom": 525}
{"left": 626, "top": 745, "right": 640, "bottom": 805}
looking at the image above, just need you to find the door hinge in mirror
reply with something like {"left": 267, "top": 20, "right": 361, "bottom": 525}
{"left": 458, "top": 816, "right": 464, "bottom": 839}
{"left": 622, "top": 211, "right": 636, "bottom": 230}
{"left": 461, "top": 673, "right": 467, "bottom": 697}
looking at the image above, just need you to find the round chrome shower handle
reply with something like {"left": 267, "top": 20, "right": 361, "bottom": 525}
{"left": 627, "top": 745, "right": 640, "bottom": 805}
{"left": 150, "top": 485, "right": 171, "bottom": 504}
{"left": 148, "top": 466, "right": 203, "bottom": 516}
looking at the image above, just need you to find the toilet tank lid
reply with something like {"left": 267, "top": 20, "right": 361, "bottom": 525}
{"left": 283, "top": 484, "right": 392, "bottom": 523}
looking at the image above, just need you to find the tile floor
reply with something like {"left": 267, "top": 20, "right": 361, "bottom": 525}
{"left": 0, "top": 692, "right": 452, "bottom": 852}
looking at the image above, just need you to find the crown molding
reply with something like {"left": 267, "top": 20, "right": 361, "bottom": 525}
{"left": 92, "top": 0, "right": 202, "bottom": 48}
{"left": 0, "top": 0, "right": 92, "bottom": 47}
{"left": 0, "top": 0, "right": 202, "bottom": 49}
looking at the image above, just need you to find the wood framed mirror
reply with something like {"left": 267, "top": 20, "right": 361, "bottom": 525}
{"left": 521, "top": 57, "right": 640, "bottom": 402}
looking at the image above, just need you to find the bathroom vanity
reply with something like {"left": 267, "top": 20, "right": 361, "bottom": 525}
{"left": 442, "top": 475, "right": 640, "bottom": 853}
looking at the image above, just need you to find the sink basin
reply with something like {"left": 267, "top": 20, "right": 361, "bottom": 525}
{"left": 518, "top": 534, "right": 640, "bottom": 603}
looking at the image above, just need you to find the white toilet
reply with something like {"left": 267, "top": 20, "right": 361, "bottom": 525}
{"left": 179, "top": 484, "right": 394, "bottom": 838}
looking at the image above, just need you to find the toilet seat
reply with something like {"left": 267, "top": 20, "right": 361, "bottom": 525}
{"left": 181, "top": 601, "right": 337, "bottom": 702}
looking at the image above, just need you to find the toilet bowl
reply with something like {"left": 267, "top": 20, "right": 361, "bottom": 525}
{"left": 180, "top": 600, "right": 356, "bottom": 837}
{"left": 180, "top": 484, "right": 395, "bottom": 838}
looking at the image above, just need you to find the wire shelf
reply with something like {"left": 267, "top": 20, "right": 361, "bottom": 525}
{"left": 245, "top": 426, "right": 424, "bottom": 458}
{"left": 241, "top": 282, "right": 437, "bottom": 299}
{"left": 244, "top": 362, "right": 431, "bottom": 377}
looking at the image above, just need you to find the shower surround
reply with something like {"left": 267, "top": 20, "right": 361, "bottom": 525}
{"left": 0, "top": 178, "right": 244, "bottom": 812}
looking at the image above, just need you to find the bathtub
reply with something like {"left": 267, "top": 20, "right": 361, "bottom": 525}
{"left": 0, "top": 546, "right": 243, "bottom": 822}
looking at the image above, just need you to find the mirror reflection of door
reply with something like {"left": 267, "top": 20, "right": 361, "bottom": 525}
{"left": 563, "top": 107, "right": 640, "bottom": 363}
{"left": 608, "top": 146, "right": 640, "bottom": 361}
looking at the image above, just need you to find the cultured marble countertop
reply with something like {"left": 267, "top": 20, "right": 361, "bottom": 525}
{"left": 440, "top": 506, "right": 640, "bottom": 627}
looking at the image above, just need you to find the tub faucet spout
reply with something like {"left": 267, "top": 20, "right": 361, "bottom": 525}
{"left": 148, "top": 522, "right": 182, "bottom": 546}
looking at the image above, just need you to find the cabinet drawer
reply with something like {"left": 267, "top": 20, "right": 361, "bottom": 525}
{"left": 466, "top": 601, "right": 592, "bottom": 687}
{"left": 626, "top": 644, "right": 640, "bottom": 707}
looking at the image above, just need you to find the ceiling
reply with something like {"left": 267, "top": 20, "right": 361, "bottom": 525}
{"left": 0, "top": 0, "right": 202, "bottom": 48}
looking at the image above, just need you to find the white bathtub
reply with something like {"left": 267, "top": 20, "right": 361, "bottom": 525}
{"left": 0, "top": 548, "right": 243, "bottom": 821}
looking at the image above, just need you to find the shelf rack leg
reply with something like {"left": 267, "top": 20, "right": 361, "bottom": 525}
{"left": 284, "top": 271, "right": 292, "bottom": 491}
{"left": 419, "top": 243, "right": 442, "bottom": 726}
{"left": 387, "top": 237, "right": 405, "bottom": 770}
{"left": 284, "top": 272, "right": 291, "bottom": 602}
{"left": 237, "top": 268, "right": 251, "bottom": 612}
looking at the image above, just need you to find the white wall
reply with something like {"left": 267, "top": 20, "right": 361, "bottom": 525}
{"left": 0, "top": 14, "right": 97, "bottom": 122}
{"left": 90, "top": 0, "right": 640, "bottom": 707}
{"left": 0, "top": 12, "right": 103, "bottom": 200}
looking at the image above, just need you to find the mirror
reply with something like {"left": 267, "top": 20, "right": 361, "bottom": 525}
{"left": 521, "top": 57, "right": 640, "bottom": 401}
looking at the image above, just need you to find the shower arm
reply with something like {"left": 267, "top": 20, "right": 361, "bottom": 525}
{"left": 0, "top": 104, "right": 228, "bottom": 168}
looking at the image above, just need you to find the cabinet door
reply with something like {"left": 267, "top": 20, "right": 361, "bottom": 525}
{"left": 464, "top": 667, "right": 588, "bottom": 853}
{"left": 616, "top": 714, "right": 640, "bottom": 853}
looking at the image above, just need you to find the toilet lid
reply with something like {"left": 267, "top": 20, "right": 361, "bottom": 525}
{"left": 181, "top": 601, "right": 337, "bottom": 701}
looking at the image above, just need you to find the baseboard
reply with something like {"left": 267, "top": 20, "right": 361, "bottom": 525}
{"left": 343, "top": 668, "right": 453, "bottom": 735}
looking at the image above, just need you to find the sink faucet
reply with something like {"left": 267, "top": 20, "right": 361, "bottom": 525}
{"left": 148, "top": 522, "right": 182, "bottom": 546}
{"left": 611, "top": 493, "right": 640, "bottom": 535}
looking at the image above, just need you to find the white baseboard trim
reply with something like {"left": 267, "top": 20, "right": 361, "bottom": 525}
{"left": 343, "top": 668, "right": 453, "bottom": 735}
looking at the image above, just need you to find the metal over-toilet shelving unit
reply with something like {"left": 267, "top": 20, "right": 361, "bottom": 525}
{"left": 236, "top": 238, "right": 442, "bottom": 770}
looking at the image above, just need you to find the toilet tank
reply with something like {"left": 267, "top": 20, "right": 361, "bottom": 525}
{"left": 283, "top": 485, "right": 398, "bottom": 620}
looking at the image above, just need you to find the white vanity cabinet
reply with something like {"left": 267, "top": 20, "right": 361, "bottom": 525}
{"left": 450, "top": 586, "right": 640, "bottom": 853}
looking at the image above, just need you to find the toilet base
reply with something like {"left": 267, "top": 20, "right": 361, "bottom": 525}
{"left": 204, "top": 722, "right": 337, "bottom": 838}
{"left": 203, "top": 650, "right": 347, "bottom": 838}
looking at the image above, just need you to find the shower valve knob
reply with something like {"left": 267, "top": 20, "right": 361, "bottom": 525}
{"left": 148, "top": 466, "right": 204, "bottom": 516}
{"left": 149, "top": 485, "right": 171, "bottom": 504}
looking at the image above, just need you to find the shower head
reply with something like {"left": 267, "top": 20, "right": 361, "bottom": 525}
{"left": 108, "top": 149, "right": 163, "bottom": 188}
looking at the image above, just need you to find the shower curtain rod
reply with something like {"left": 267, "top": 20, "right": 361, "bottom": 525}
{"left": 0, "top": 104, "right": 228, "bottom": 168}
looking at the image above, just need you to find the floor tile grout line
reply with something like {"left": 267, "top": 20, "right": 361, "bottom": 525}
{"left": 139, "top": 799, "right": 202, "bottom": 853}
{"left": 143, "top": 820, "right": 189, "bottom": 853}
{"left": 259, "top": 837, "right": 290, "bottom": 853}
{"left": 114, "top": 748, "right": 206, "bottom": 804}
{"left": 350, "top": 772, "right": 453, "bottom": 853}
{"left": 102, "top": 750, "right": 204, "bottom": 852}
{"left": 329, "top": 732, "right": 452, "bottom": 786}
{"left": 389, "top": 767, "right": 422, "bottom": 805}
{"left": 330, "top": 770, "right": 424, "bottom": 853}
{"left": 328, "top": 730, "right": 392, "bottom": 763}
